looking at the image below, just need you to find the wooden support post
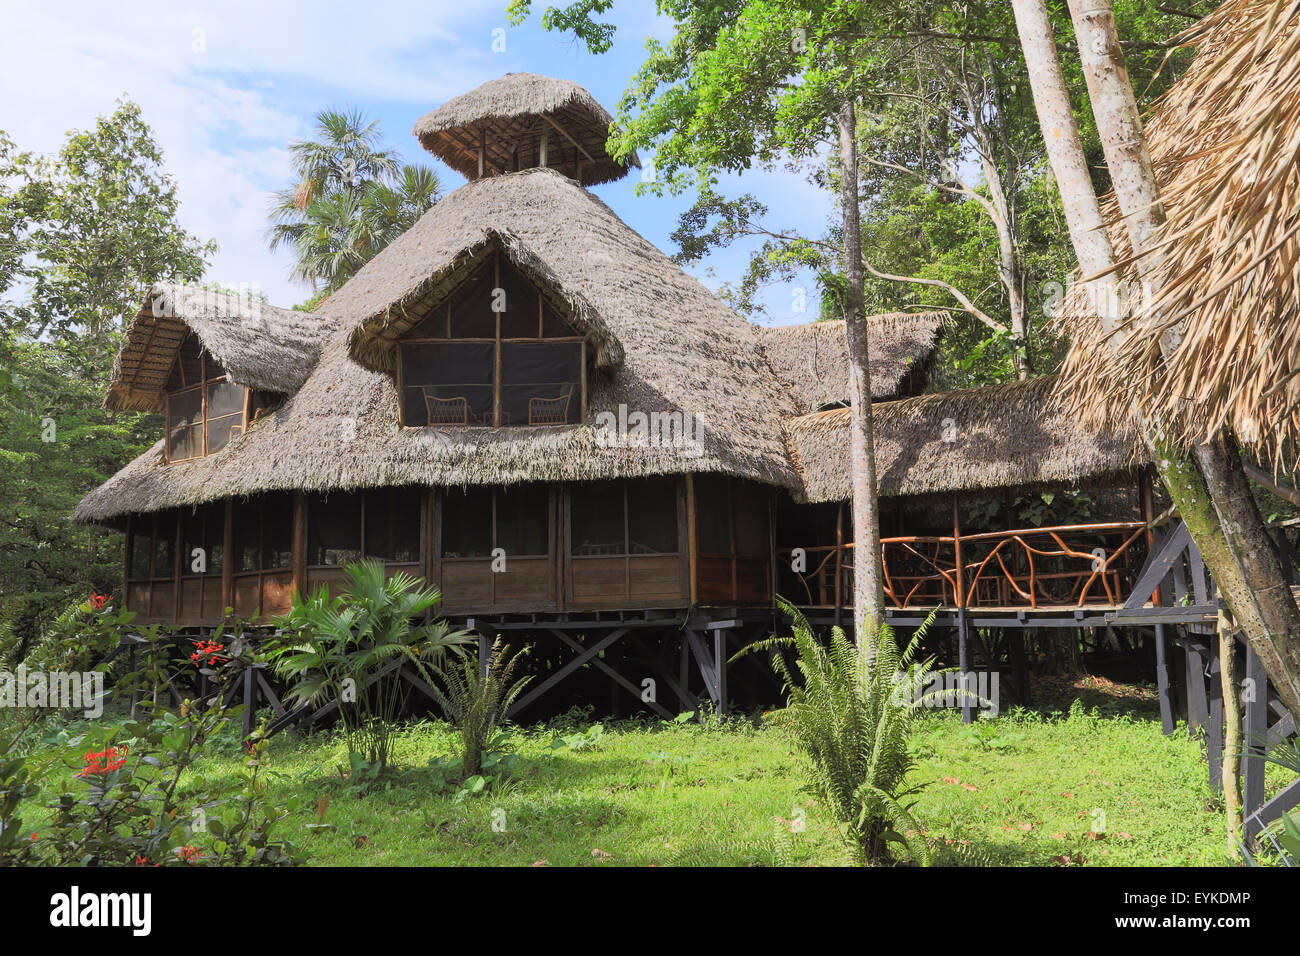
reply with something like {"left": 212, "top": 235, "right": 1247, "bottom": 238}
{"left": 292, "top": 490, "right": 306, "bottom": 601}
{"left": 477, "top": 127, "right": 485, "bottom": 178}
{"left": 713, "top": 626, "right": 728, "bottom": 718}
{"left": 952, "top": 497, "right": 965, "bottom": 609}
{"left": 1009, "top": 629, "right": 1029, "bottom": 706}
{"left": 678, "top": 637, "right": 690, "bottom": 710}
{"left": 1244, "top": 645, "right": 1268, "bottom": 818}
{"left": 1154, "top": 622, "right": 1175, "bottom": 735}
{"left": 834, "top": 502, "right": 844, "bottom": 627}
{"left": 539, "top": 125, "right": 549, "bottom": 167}
{"left": 1186, "top": 639, "right": 1209, "bottom": 733}
{"left": 958, "top": 607, "right": 973, "bottom": 724}
{"left": 221, "top": 499, "right": 234, "bottom": 616}
{"left": 242, "top": 665, "right": 256, "bottom": 739}
{"left": 1207, "top": 642, "right": 1224, "bottom": 793}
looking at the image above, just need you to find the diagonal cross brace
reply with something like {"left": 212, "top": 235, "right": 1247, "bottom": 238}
{"left": 507, "top": 626, "right": 632, "bottom": 717}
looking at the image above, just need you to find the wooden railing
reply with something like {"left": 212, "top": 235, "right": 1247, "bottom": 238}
{"left": 778, "top": 520, "right": 1149, "bottom": 610}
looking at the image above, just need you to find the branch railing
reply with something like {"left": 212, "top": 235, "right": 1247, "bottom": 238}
{"left": 778, "top": 520, "right": 1148, "bottom": 610}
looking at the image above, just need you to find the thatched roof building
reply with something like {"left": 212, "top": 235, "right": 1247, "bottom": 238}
{"left": 78, "top": 73, "right": 1145, "bottom": 529}
{"left": 784, "top": 376, "right": 1148, "bottom": 504}
{"left": 412, "top": 72, "right": 640, "bottom": 186}
{"left": 759, "top": 313, "right": 943, "bottom": 412}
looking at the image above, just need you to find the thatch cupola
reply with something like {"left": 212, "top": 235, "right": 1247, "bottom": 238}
{"left": 411, "top": 73, "right": 640, "bottom": 186}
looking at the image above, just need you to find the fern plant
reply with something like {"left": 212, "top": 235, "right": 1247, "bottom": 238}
{"left": 741, "top": 599, "right": 947, "bottom": 865}
{"left": 270, "top": 559, "right": 470, "bottom": 771}
{"left": 428, "top": 638, "right": 531, "bottom": 777}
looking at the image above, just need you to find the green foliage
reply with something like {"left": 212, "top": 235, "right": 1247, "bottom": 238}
{"left": 741, "top": 600, "right": 943, "bottom": 864}
{"left": 429, "top": 639, "right": 532, "bottom": 777}
{"left": 0, "top": 703, "right": 302, "bottom": 867}
{"left": 268, "top": 559, "right": 471, "bottom": 772}
{"left": 0, "top": 101, "right": 214, "bottom": 654}
{"left": 267, "top": 108, "right": 439, "bottom": 291}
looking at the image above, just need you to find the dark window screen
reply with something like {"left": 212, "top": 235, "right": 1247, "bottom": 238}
{"left": 448, "top": 266, "right": 496, "bottom": 338}
{"left": 735, "top": 485, "right": 770, "bottom": 555}
{"left": 366, "top": 487, "right": 422, "bottom": 562}
{"left": 495, "top": 485, "right": 549, "bottom": 556}
{"left": 307, "top": 492, "right": 362, "bottom": 566}
{"left": 628, "top": 478, "right": 679, "bottom": 554}
{"left": 204, "top": 504, "right": 225, "bottom": 574}
{"left": 129, "top": 523, "right": 153, "bottom": 580}
{"left": 498, "top": 260, "right": 540, "bottom": 338}
{"left": 262, "top": 497, "right": 293, "bottom": 569}
{"left": 232, "top": 499, "right": 261, "bottom": 572}
{"left": 401, "top": 342, "right": 496, "bottom": 426}
{"left": 408, "top": 307, "right": 448, "bottom": 339}
{"left": 571, "top": 482, "right": 626, "bottom": 556}
{"left": 501, "top": 342, "right": 580, "bottom": 425}
{"left": 542, "top": 302, "right": 577, "bottom": 338}
{"left": 695, "top": 475, "right": 732, "bottom": 554}
{"left": 442, "top": 487, "right": 493, "bottom": 558}
{"left": 153, "top": 512, "right": 176, "bottom": 578}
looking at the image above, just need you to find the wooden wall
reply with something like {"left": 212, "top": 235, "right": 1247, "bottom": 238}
{"left": 122, "top": 476, "right": 779, "bottom": 625}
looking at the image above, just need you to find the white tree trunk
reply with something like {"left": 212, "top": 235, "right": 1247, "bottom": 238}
{"left": 837, "top": 100, "right": 886, "bottom": 646}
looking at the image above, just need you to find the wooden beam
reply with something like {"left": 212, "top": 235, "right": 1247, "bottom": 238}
{"left": 292, "top": 491, "right": 306, "bottom": 601}
{"left": 541, "top": 114, "right": 596, "bottom": 165}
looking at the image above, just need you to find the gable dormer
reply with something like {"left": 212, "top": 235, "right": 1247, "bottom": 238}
{"left": 106, "top": 283, "right": 327, "bottom": 462}
{"left": 395, "top": 250, "right": 587, "bottom": 428}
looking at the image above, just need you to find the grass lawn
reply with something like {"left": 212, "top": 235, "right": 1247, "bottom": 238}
{"left": 163, "top": 674, "right": 1257, "bottom": 866}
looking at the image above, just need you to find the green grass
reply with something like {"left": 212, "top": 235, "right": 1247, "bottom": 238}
{"left": 17, "top": 673, "right": 1284, "bottom": 866}
{"left": 171, "top": 692, "right": 1248, "bottom": 866}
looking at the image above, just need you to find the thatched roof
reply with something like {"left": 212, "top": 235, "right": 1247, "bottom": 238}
{"left": 759, "top": 314, "right": 944, "bottom": 412}
{"left": 413, "top": 73, "right": 640, "bottom": 186}
{"left": 75, "top": 167, "right": 799, "bottom": 523}
{"left": 105, "top": 284, "right": 329, "bottom": 413}
{"left": 784, "top": 376, "right": 1148, "bottom": 504}
{"left": 1059, "top": 0, "right": 1300, "bottom": 467}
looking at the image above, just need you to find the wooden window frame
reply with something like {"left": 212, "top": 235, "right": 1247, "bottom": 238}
{"left": 164, "top": 347, "right": 248, "bottom": 464}
{"left": 396, "top": 252, "right": 588, "bottom": 429}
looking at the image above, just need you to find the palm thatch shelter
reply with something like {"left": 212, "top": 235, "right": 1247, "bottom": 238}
{"left": 75, "top": 73, "right": 1190, "bottom": 720}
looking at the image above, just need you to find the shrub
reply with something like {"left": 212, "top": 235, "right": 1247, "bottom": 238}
{"left": 0, "top": 700, "right": 302, "bottom": 867}
{"left": 430, "top": 638, "right": 530, "bottom": 777}
{"left": 742, "top": 600, "right": 943, "bottom": 865}
{"left": 269, "top": 559, "right": 470, "bottom": 772}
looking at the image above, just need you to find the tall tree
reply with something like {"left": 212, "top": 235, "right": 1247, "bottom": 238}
{"left": 0, "top": 102, "right": 215, "bottom": 661}
{"left": 268, "top": 108, "right": 440, "bottom": 292}
{"left": 1011, "top": 0, "right": 1300, "bottom": 717}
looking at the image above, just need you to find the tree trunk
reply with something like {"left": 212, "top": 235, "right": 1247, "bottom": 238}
{"left": 1220, "top": 611, "right": 1243, "bottom": 861}
{"left": 837, "top": 100, "right": 886, "bottom": 646}
{"left": 1067, "top": 0, "right": 1300, "bottom": 719}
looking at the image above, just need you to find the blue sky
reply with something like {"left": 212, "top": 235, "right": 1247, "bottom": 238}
{"left": 0, "top": 0, "right": 835, "bottom": 324}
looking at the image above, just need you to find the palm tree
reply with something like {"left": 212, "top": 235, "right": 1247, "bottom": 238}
{"left": 268, "top": 108, "right": 440, "bottom": 291}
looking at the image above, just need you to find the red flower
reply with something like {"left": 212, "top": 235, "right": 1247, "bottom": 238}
{"left": 76, "top": 745, "right": 128, "bottom": 778}
{"left": 177, "top": 844, "right": 204, "bottom": 863}
{"left": 89, "top": 592, "right": 108, "bottom": 611}
{"left": 189, "top": 640, "right": 227, "bottom": 668}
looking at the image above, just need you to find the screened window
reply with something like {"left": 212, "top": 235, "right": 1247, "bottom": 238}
{"left": 232, "top": 496, "right": 294, "bottom": 573}
{"left": 181, "top": 504, "right": 225, "bottom": 577}
{"left": 441, "top": 485, "right": 549, "bottom": 559}
{"left": 398, "top": 253, "right": 585, "bottom": 428}
{"left": 165, "top": 336, "right": 247, "bottom": 463}
{"left": 571, "top": 479, "right": 679, "bottom": 556}
{"left": 128, "top": 512, "right": 180, "bottom": 580}
{"left": 694, "top": 475, "right": 770, "bottom": 556}
{"left": 306, "top": 488, "right": 423, "bottom": 566}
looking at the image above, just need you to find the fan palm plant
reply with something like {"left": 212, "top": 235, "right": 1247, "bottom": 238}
{"left": 270, "top": 559, "right": 470, "bottom": 770}
{"left": 741, "top": 599, "right": 948, "bottom": 865}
